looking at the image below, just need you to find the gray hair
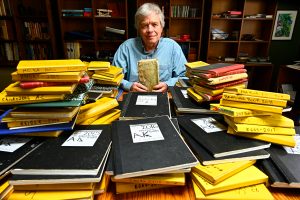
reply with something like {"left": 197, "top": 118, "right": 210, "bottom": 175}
{"left": 135, "top": 3, "right": 165, "bottom": 30}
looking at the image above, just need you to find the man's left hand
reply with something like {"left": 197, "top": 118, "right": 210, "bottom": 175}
{"left": 152, "top": 82, "right": 168, "bottom": 93}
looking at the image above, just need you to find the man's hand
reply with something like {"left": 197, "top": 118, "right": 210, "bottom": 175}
{"left": 130, "top": 82, "right": 148, "bottom": 92}
{"left": 152, "top": 82, "right": 168, "bottom": 93}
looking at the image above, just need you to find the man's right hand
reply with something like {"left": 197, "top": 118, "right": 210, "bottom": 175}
{"left": 130, "top": 82, "right": 148, "bottom": 92}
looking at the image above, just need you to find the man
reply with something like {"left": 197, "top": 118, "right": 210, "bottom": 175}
{"left": 112, "top": 3, "right": 187, "bottom": 92}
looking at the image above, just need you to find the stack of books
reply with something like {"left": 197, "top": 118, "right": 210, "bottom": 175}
{"left": 7, "top": 125, "right": 112, "bottom": 199}
{"left": 91, "top": 64, "right": 123, "bottom": 87}
{"left": 110, "top": 116, "right": 199, "bottom": 193}
{"left": 76, "top": 97, "right": 120, "bottom": 125}
{"left": 191, "top": 161, "right": 274, "bottom": 199}
{"left": 211, "top": 88, "right": 296, "bottom": 147}
{"left": 0, "top": 59, "right": 91, "bottom": 136}
{"left": 185, "top": 61, "right": 248, "bottom": 103}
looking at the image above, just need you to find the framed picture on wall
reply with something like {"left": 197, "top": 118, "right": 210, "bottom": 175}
{"left": 272, "top": 10, "right": 298, "bottom": 40}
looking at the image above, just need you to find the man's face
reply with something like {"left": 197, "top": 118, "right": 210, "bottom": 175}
{"left": 138, "top": 12, "right": 163, "bottom": 49}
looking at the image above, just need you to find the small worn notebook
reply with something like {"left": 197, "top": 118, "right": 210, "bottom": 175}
{"left": 138, "top": 59, "right": 159, "bottom": 91}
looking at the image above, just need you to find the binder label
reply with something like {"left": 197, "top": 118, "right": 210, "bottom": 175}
{"left": 191, "top": 117, "right": 226, "bottom": 133}
{"left": 130, "top": 122, "right": 164, "bottom": 143}
{"left": 62, "top": 130, "right": 102, "bottom": 146}
{"left": 136, "top": 95, "right": 157, "bottom": 106}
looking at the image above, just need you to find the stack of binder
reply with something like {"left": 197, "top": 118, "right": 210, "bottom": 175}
{"left": 0, "top": 59, "right": 92, "bottom": 136}
{"left": 211, "top": 88, "right": 296, "bottom": 147}
{"left": 184, "top": 61, "right": 248, "bottom": 103}
{"left": 8, "top": 125, "right": 111, "bottom": 200}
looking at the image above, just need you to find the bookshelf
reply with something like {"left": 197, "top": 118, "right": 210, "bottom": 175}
{"left": 0, "top": 0, "right": 58, "bottom": 67}
{"left": 57, "top": 0, "right": 128, "bottom": 62}
{"left": 201, "top": 0, "right": 278, "bottom": 91}
{"left": 136, "top": 0, "right": 205, "bottom": 62}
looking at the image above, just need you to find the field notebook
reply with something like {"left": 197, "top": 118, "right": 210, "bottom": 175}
{"left": 11, "top": 125, "right": 111, "bottom": 176}
{"left": 169, "top": 86, "right": 216, "bottom": 114}
{"left": 112, "top": 115, "right": 198, "bottom": 179}
{"left": 120, "top": 92, "right": 171, "bottom": 120}
{"left": 0, "top": 136, "right": 44, "bottom": 176}
{"left": 177, "top": 114, "right": 271, "bottom": 158}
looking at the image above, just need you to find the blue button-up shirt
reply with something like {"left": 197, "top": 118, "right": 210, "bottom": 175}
{"left": 112, "top": 37, "right": 187, "bottom": 91}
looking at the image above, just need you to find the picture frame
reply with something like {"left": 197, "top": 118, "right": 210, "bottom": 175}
{"left": 272, "top": 10, "right": 298, "bottom": 40}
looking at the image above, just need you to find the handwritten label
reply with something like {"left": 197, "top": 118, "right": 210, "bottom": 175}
{"left": 130, "top": 122, "right": 164, "bottom": 143}
{"left": 136, "top": 95, "right": 157, "bottom": 106}
{"left": 284, "top": 135, "right": 300, "bottom": 154}
{"left": 180, "top": 89, "right": 188, "bottom": 98}
{"left": 62, "top": 130, "right": 102, "bottom": 147}
{"left": 191, "top": 117, "right": 226, "bottom": 133}
{"left": 0, "top": 137, "right": 31, "bottom": 152}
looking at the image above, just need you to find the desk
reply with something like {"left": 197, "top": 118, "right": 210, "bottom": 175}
{"left": 95, "top": 176, "right": 300, "bottom": 200}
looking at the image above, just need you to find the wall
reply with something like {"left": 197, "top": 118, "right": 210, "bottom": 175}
{"left": 269, "top": 1, "right": 300, "bottom": 91}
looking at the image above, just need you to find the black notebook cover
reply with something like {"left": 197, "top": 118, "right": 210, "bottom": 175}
{"left": 9, "top": 147, "right": 110, "bottom": 185}
{"left": 169, "top": 86, "right": 214, "bottom": 114}
{"left": 267, "top": 144, "right": 300, "bottom": 187}
{"left": 11, "top": 125, "right": 111, "bottom": 176}
{"left": 0, "top": 136, "right": 44, "bottom": 176}
{"left": 257, "top": 158, "right": 289, "bottom": 188}
{"left": 177, "top": 114, "right": 271, "bottom": 158}
{"left": 112, "top": 116, "right": 198, "bottom": 179}
{"left": 120, "top": 92, "right": 170, "bottom": 119}
{"left": 180, "top": 127, "right": 270, "bottom": 165}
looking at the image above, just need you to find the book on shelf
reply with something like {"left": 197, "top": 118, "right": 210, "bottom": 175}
{"left": 224, "top": 116, "right": 296, "bottom": 135}
{"left": 112, "top": 116, "right": 198, "bottom": 179}
{"left": 210, "top": 104, "right": 270, "bottom": 117}
{"left": 193, "top": 91, "right": 223, "bottom": 102}
{"left": 220, "top": 99, "right": 283, "bottom": 114}
{"left": 169, "top": 86, "right": 215, "bottom": 114}
{"left": 222, "top": 92, "right": 287, "bottom": 107}
{"left": 0, "top": 136, "right": 44, "bottom": 176}
{"left": 5, "top": 82, "right": 78, "bottom": 95}
{"left": 19, "top": 130, "right": 64, "bottom": 137}
{"left": 9, "top": 147, "right": 109, "bottom": 185}
{"left": 191, "top": 165, "right": 268, "bottom": 195}
{"left": 226, "top": 114, "right": 294, "bottom": 128}
{"left": 177, "top": 114, "right": 271, "bottom": 158}
{"left": 180, "top": 127, "right": 270, "bottom": 165}
{"left": 11, "top": 125, "right": 112, "bottom": 176}
{"left": 223, "top": 87, "right": 290, "bottom": 101}
{"left": 120, "top": 92, "right": 171, "bottom": 120}
{"left": 94, "top": 73, "right": 124, "bottom": 86}
{"left": 105, "top": 26, "right": 125, "bottom": 35}
{"left": 138, "top": 59, "right": 159, "bottom": 91}
{"left": 192, "top": 160, "right": 256, "bottom": 185}
{"left": 115, "top": 182, "right": 172, "bottom": 194}
{"left": 187, "top": 63, "right": 244, "bottom": 75}
{"left": 16, "top": 59, "right": 87, "bottom": 74}
{"left": 192, "top": 181, "right": 274, "bottom": 200}
{"left": 0, "top": 90, "right": 66, "bottom": 106}
{"left": 267, "top": 139, "right": 300, "bottom": 187}
{"left": 227, "top": 126, "right": 296, "bottom": 147}
{"left": 7, "top": 189, "right": 94, "bottom": 200}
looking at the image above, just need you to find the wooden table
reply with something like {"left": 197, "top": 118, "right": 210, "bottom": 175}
{"left": 95, "top": 176, "right": 300, "bottom": 200}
